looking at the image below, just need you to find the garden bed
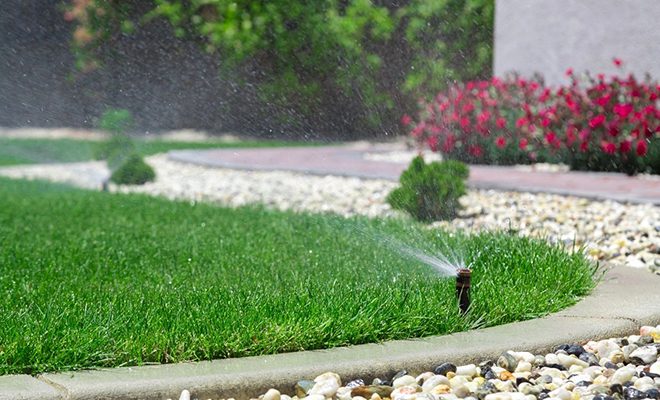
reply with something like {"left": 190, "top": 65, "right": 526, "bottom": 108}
{"left": 0, "top": 178, "right": 596, "bottom": 375}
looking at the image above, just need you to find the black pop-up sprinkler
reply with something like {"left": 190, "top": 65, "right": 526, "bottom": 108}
{"left": 456, "top": 268, "right": 471, "bottom": 314}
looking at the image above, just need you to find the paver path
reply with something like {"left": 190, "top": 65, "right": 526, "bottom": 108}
{"left": 169, "top": 143, "right": 660, "bottom": 205}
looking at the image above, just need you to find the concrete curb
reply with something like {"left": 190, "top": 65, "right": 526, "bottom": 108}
{"left": 2, "top": 265, "right": 658, "bottom": 400}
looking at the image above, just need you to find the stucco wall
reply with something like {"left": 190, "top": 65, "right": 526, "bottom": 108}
{"left": 494, "top": 0, "right": 660, "bottom": 85}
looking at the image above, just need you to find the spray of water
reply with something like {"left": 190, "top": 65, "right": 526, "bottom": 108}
{"left": 396, "top": 244, "right": 463, "bottom": 277}
{"left": 376, "top": 234, "right": 466, "bottom": 277}
{"left": 322, "top": 217, "right": 470, "bottom": 277}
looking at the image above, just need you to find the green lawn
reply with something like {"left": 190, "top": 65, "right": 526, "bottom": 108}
{"left": 0, "top": 137, "right": 314, "bottom": 166}
{"left": 0, "top": 178, "right": 597, "bottom": 375}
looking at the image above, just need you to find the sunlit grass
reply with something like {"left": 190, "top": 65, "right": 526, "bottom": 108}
{"left": 0, "top": 137, "right": 319, "bottom": 166}
{"left": 0, "top": 178, "right": 597, "bottom": 375}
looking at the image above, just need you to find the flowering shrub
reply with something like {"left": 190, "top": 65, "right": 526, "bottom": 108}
{"left": 406, "top": 59, "right": 660, "bottom": 175}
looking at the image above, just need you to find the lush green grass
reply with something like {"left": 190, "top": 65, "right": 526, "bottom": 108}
{"left": 0, "top": 137, "right": 316, "bottom": 166}
{"left": 0, "top": 178, "right": 597, "bottom": 375}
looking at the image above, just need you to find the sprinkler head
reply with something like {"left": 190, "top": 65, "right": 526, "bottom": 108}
{"left": 455, "top": 268, "right": 471, "bottom": 315}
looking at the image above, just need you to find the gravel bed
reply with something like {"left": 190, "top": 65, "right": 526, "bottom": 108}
{"left": 0, "top": 154, "right": 658, "bottom": 273}
{"left": 173, "top": 327, "right": 660, "bottom": 400}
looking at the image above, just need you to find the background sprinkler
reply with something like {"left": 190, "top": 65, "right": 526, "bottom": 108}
{"left": 456, "top": 268, "right": 471, "bottom": 314}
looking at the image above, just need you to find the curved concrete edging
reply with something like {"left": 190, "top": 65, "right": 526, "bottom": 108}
{"left": 2, "top": 265, "right": 659, "bottom": 400}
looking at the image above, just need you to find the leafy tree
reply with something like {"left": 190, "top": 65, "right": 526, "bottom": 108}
{"left": 64, "top": 0, "right": 494, "bottom": 136}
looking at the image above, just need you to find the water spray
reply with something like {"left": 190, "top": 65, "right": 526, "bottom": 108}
{"left": 455, "top": 268, "right": 471, "bottom": 315}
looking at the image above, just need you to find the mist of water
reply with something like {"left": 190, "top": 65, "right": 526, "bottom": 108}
{"left": 395, "top": 244, "right": 464, "bottom": 277}
{"left": 377, "top": 234, "right": 466, "bottom": 277}
{"left": 335, "top": 219, "right": 467, "bottom": 278}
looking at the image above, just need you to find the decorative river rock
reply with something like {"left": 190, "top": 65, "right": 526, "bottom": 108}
{"left": 173, "top": 327, "right": 660, "bottom": 400}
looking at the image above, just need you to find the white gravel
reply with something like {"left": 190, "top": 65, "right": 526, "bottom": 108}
{"left": 0, "top": 154, "right": 658, "bottom": 273}
{"left": 236, "top": 326, "right": 660, "bottom": 400}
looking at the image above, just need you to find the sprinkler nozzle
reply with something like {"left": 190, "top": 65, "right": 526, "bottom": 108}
{"left": 456, "top": 268, "right": 471, "bottom": 315}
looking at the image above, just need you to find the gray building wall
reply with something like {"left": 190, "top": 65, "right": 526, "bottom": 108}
{"left": 494, "top": 0, "right": 660, "bottom": 85}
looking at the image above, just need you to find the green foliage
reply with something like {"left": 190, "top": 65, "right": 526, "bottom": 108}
{"left": 110, "top": 153, "right": 156, "bottom": 185}
{"left": 94, "top": 134, "right": 136, "bottom": 169}
{"left": 94, "top": 109, "right": 136, "bottom": 169}
{"left": 97, "top": 108, "right": 133, "bottom": 134}
{"left": 67, "top": 0, "right": 494, "bottom": 135}
{"left": 388, "top": 156, "right": 469, "bottom": 222}
{"left": 401, "top": 0, "right": 494, "bottom": 94}
{"left": 645, "top": 140, "right": 660, "bottom": 175}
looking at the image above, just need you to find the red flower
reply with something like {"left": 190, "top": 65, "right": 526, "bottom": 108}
{"left": 411, "top": 123, "right": 425, "bottom": 138}
{"left": 636, "top": 140, "right": 648, "bottom": 156}
{"left": 601, "top": 141, "right": 617, "bottom": 154}
{"left": 496, "top": 117, "right": 507, "bottom": 129}
{"left": 477, "top": 111, "right": 491, "bottom": 125}
{"left": 495, "top": 136, "right": 506, "bottom": 149}
{"left": 565, "top": 68, "right": 574, "bottom": 76}
{"left": 516, "top": 117, "right": 527, "bottom": 128}
{"left": 401, "top": 114, "right": 412, "bottom": 126}
{"left": 566, "top": 126, "right": 577, "bottom": 146}
{"left": 468, "top": 145, "right": 483, "bottom": 158}
{"left": 579, "top": 129, "right": 590, "bottom": 142}
{"left": 589, "top": 114, "right": 606, "bottom": 128}
{"left": 620, "top": 140, "right": 632, "bottom": 153}
{"left": 428, "top": 135, "right": 439, "bottom": 152}
{"left": 580, "top": 141, "right": 589, "bottom": 152}
{"left": 519, "top": 138, "right": 528, "bottom": 150}
{"left": 539, "top": 88, "right": 551, "bottom": 102}
{"left": 460, "top": 117, "right": 471, "bottom": 130}
{"left": 442, "top": 135, "right": 456, "bottom": 153}
{"left": 545, "top": 131, "right": 557, "bottom": 145}
{"left": 613, "top": 58, "right": 623, "bottom": 67}
{"left": 541, "top": 117, "right": 552, "bottom": 128}
{"left": 596, "top": 94, "right": 611, "bottom": 107}
{"left": 613, "top": 103, "right": 633, "bottom": 119}
{"left": 608, "top": 123, "right": 620, "bottom": 137}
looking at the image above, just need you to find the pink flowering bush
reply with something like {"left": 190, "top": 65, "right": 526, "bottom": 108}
{"left": 405, "top": 59, "right": 660, "bottom": 175}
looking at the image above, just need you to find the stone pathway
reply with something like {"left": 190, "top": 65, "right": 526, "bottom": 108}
{"left": 169, "top": 143, "right": 660, "bottom": 205}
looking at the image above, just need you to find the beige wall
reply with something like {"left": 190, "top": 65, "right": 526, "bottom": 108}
{"left": 494, "top": 0, "right": 660, "bottom": 85}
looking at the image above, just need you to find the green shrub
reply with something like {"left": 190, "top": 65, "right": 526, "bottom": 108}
{"left": 644, "top": 139, "right": 660, "bottom": 175}
{"left": 387, "top": 156, "right": 469, "bottom": 222}
{"left": 94, "top": 134, "right": 135, "bottom": 168}
{"left": 94, "top": 109, "right": 136, "bottom": 169}
{"left": 97, "top": 109, "right": 133, "bottom": 134}
{"left": 110, "top": 154, "right": 156, "bottom": 185}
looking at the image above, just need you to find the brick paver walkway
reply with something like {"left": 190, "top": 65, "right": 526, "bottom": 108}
{"left": 169, "top": 144, "right": 660, "bottom": 205}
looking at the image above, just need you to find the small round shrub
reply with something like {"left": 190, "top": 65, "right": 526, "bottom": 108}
{"left": 110, "top": 154, "right": 156, "bottom": 185}
{"left": 387, "top": 156, "right": 469, "bottom": 222}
